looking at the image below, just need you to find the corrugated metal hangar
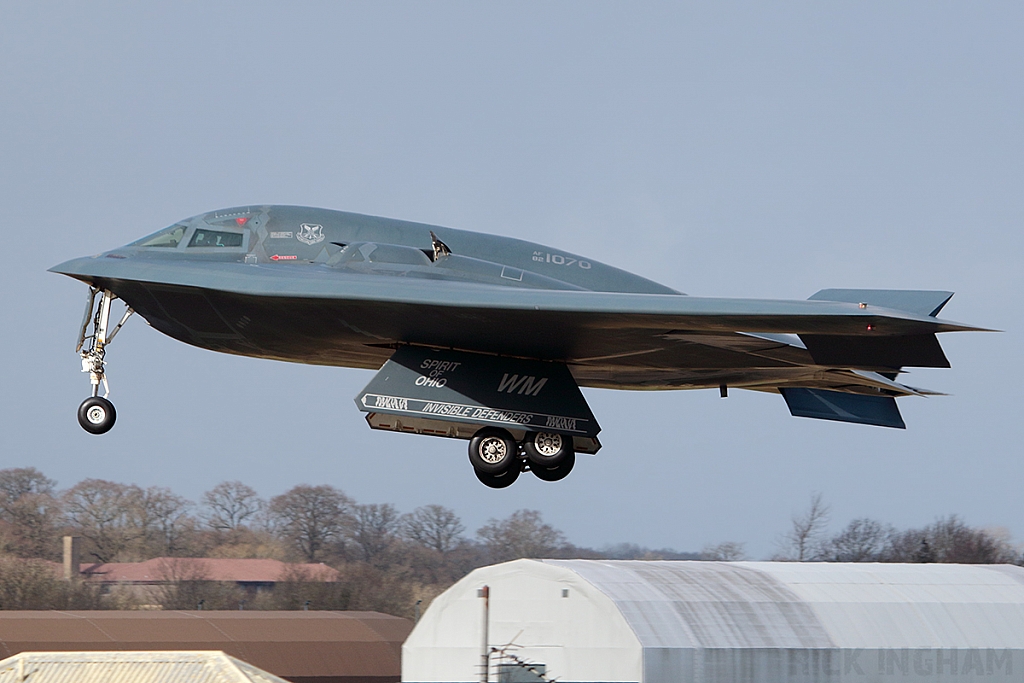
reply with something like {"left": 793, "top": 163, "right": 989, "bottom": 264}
{"left": 0, "top": 651, "right": 287, "bottom": 683}
{"left": 403, "top": 559, "right": 1024, "bottom": 683}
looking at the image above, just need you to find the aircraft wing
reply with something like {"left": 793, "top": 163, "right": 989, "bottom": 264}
{"left": 51, "top": 256, "right": 984, "bottom": 408}
{"left": 52, "top": 256, "right": 981, "bottom": 334}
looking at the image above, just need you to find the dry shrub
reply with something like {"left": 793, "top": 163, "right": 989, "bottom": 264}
{"left": 0, "top": 556, "right": 104, "bottom": 609}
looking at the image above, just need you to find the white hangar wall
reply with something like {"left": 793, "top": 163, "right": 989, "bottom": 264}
{"left": 402, "top": 559, "right": 644, "bottom": 681}
{"left": 402, "top": 559, "right": 1024, "bottom": 683}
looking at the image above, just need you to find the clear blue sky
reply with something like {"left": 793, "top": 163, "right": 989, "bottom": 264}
{"left": 1, "top": 2, "right": 1021, "bottom": 558}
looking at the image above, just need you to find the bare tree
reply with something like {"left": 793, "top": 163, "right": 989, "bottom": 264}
{"left": 600, "top": 543, "right": 700, "bottom": 560}
{"left": 0, "top": 468, "right": 61, "bottom": 558}
{"left": 62, "top": 480, "right": 198, "bottom": 561}
{"left": 62, "top": 479, "right": 145, "bottom": 562}
{"left": 886, "top": 516, "right": 1016, "bottom": 564}
{"left": 155, "top": 557, "right": 210, "bottom": 608}
{"left": 398, "top": 506, "right": 478, "bottom": 585}
{"left": 776, "top": 493, "right": 830, "bottom": 561}
{"left": 134, "top": 486, "right": 197, "bottom": 557}
{"left": 269, "top": 484, "right": 352, "bottom": 562}
{"left": 333, "top": 562, "right": 415, "bottom": 617}
{"left": 402, "top": 504, "right": 465, "bottom": 554}
{"left": 262, "top": 563, "right": 352, "bottom": 611}
{"left": 153, "top": 557, "right": 242, "bottom": 610}
{"left": 348, "top": 503, "right": 400, "bottom": 566}
{"left": 700, "top": 541, "right": 748, "bottom": 561}
{"left": 477, "top": 510, "right": 567, "bottom": 563}
{"left": 202, "top": 481, "right": 264, "bottom": 533}
{"left": 822, "top": 518, "right": 893, "bottom": 562}
{"left": 0, "top": 468, "right": 56, "bottom": 502}
{"left": 929, "top": 516, "right": 1016, "bottom": 563}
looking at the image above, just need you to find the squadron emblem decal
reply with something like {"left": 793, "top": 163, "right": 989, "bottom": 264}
{"left": 296, "top": 223, "right": 325, "bottom": 245}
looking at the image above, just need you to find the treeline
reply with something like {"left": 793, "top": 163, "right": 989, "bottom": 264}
{"left": 771, "top": 493, "right": 1020, "bottom": 564}
{"left": 0, "top": 467, "right": 693, "bottom": 614}
{"left": 0, "top": 472, "right": 1018, "bottom": 616}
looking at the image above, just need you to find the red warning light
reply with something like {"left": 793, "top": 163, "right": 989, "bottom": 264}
{"left": 866, "top": 324, "right": 874, "bottom": 331}
{"left": 235, "top": 217, "right": 249, "bottom": 225}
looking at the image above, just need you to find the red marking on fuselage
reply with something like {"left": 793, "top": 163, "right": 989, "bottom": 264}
{"left": 270, "top": 254, "right": 297, "bottom": 261}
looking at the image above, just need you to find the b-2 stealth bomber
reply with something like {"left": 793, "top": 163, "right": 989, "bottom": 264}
{"left": 51, "top": 206, "right": 984, "bottom": 487}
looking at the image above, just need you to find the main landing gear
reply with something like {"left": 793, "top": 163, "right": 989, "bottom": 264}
{"left": 75, "top": 288, "right": 133, "bottom": 435}
{"left": 468, "top": 428, "right": 576, "bottom": 488}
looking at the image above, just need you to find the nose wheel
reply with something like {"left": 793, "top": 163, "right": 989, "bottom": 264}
{"left": 77, "top": 396, "right": 117, "bottom": 434}
{"left": 75, "top": 287, "right": 132, "bottom": 435}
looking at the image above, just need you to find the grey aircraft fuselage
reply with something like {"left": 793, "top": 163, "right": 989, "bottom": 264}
{"left": 50, "top": 205, "right": 978, "bottom": 385}
{"left": 56, "top": 205, "right": 691, "bottom": 385}
{"left": 51, "top": 205, "right": 984, "bottom": 458}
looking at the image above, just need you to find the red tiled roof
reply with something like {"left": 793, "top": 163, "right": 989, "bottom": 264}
{"left": 76, "top": 558, "right": 339, "bottom": 584}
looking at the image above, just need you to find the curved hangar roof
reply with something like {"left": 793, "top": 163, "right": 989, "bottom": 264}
{"left": 402, "top": 559, "right": 1024, "bottom": 683}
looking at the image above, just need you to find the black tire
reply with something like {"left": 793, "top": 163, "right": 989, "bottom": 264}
{"left": 531, "top": 451, "right": 575, "bottom": 482}
{"left": 523, "top": 431, "right": 573, "bottom": 467}
{"left": 468, "top": 428, "right": 518, "bottom": 474}
{"left": 77, "top": 397, "right": 116, "bottom": 435}
{"left": 474, "top": 464, "right": 521, "bottom": 489}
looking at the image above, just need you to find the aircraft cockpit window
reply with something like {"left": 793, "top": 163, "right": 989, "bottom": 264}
{"left": 137, "top": 225, "right": 187, "bottom": 248}
{"left": 332, "top": 243, "right": 431, "bottom": 267}
{"left": 325, "top": 244, "right": 364, "bottom": 266}
{"left": 366, "top": 244, "right": 432, "bottom": 265}
{"left": 188, "top": 229, "right": 244, "bottom": 248}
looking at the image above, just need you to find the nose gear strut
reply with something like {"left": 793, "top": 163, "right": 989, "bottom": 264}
{"left": 76, "top": 287, "right": 132, "bottom": 434}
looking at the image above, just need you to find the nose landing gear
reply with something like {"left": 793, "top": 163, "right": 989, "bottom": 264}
{"left": 75, "top": 288, "right": 132, "bottom": 435}
{"left": 469, "top": 429, "right": 576, "bottom": 488}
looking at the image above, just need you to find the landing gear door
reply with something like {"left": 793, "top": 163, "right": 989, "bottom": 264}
{"left": 355, "top": 346, "right": 601, "bottom": 444}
